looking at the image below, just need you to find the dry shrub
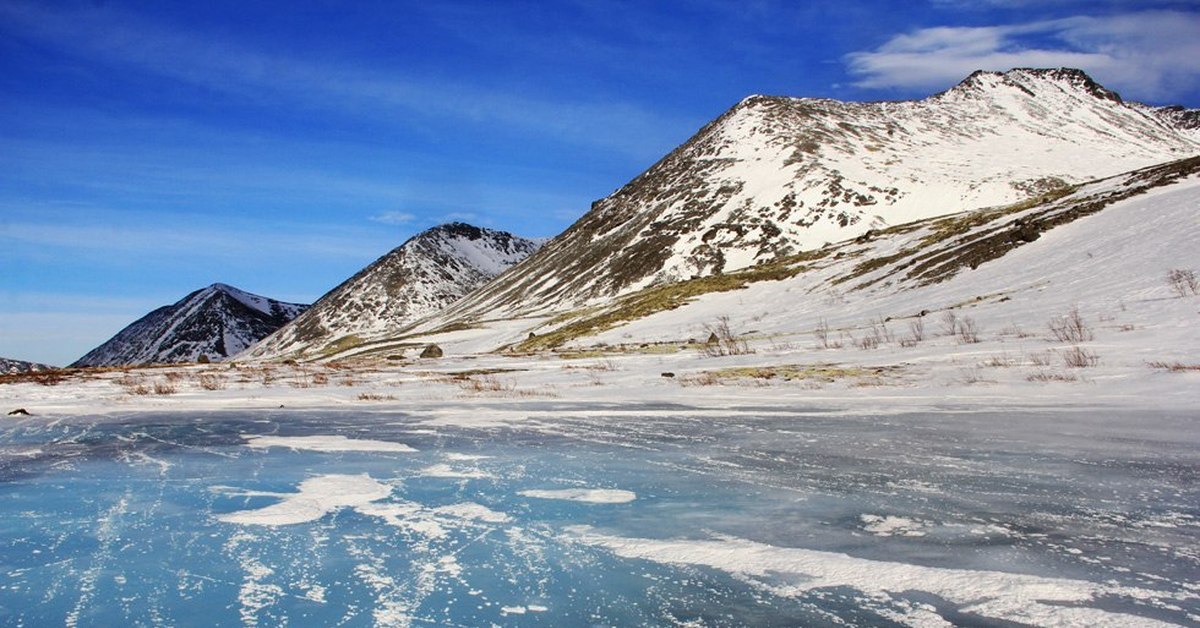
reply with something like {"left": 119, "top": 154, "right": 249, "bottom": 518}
{"left": 1147, "top": 361, "right": 1200, "bottom": 372}
{"left": 856, "top": 333, "right": 880, "bottom": 350}
{"left": 982, "top": 353, "right": 1018, "bottom": 368}
{"left": 1167, "top": 269, "right": 1198, "bottom": 297}
{"left": 701, "top": 316, "right": 751, "bottom": 357}
{"left": 152, "top": 382, "right": 177, "bottom": 395}
{"left": 165, "top": 371, "right": 185, "bottom": 382}
{"left": 1060, "top": 346, "right": 1100, "bottom": 368}
{"left": 814, "top": 318, "right": 841, "bottom": 349}
{"left": 198, "top": 373, "right": 224, "bottom": 391}
{"left": 1027, "top": 351, "right": 1054, "bottom": 367}
{"left": 959, "top": 367, "right": 991, "bottom": 384}
{"left": 940, "top": 311, "right": 959, "bottom": 337}
{"left": 956, "top": 316, "right": 981, "bottom": 344}
{"left": 679, "top": 372, "right": 722, "bottom": 387}
{"left": 1049, "top": 306, "right": 1093, "bottom": 343}
{"left": 30, "top": 370, "right": 67, "bottom": 386}
{"left": 1027, "top": 371, "right": 1078, "bottom": 382}
{"left": 456, "top": 375, "right": 515, "bottom": 393}
{"left": 357, "top": 392, "right": 396, "bottom": 401}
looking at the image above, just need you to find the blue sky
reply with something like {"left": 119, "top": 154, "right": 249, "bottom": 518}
{"left": 2, "top": 0, "right": 1199, "bottom": 365}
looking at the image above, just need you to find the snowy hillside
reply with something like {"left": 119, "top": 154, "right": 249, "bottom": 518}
{"left": 72, "top": 284, "right": 307, "bottom": 367}
{"left": 417, "top": 68, "right": 1199, "bottom": 329}
{"left": 324, "top": 155, "right": 1198, "bottom": 367}
{"left": 0, "top": 357, "right": 55, "bottom": 374}
{"left": 244, "top": 223, "right": 543, "bottom": 361}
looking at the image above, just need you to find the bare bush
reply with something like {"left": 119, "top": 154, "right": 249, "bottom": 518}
{"left": 357, "top": 392, "right": 396, "bottom": 401}
{"left": 982, "top": 353, "right": 1017, "bottom": 368}
{"left": 456, "top": 375, "right": 515, "bottom": 393}
{"left": 814, "top": 318, "right": 833, "bottom": 349}
{"left": 1168, "top": 268, "right": 1199, "bottom": 297}
{"left": 940, "top": 311, "right": 959, "bottom": 337}
{"left": 1147, "top": 361, "right": 1200, "bottom": 372}
{"left": 908, "top": 318, "right": 925, "bottom": 342}
{"left": 857, "top": 333, "right": 880, "bottom": 350}
{"left": 702, "top": 316, "right": 751, "bottom": 357}
{"left": 679, "top": 371, "right": 722, "bottom": 387}
{"left": 30, "top": 370, "right": 67, "bottom": 386}
{"left": 957, "top": 316, "right": 981, "bottom": 344}
{"left": 1028, "top": 351, "right": 1054, "bottom": 366}
{"left": 1027, "top": 371, "right": 1077, "bottom": 382}
{"left": 1049, "top": 307, "right": 1093, "bottom": 343}
{"left": 960, "top": 367, "right": 991, "bottom": 384}
{"left": 152, "top": 382, "right": 177, "bottom": 395}
{"left": 871, "top": 317, "right": 894, "bottom": 344}
{"left": 1060, "top": 346, "right": 1100, "bottom": 368}
{"left": 197, "top": 373, "right": 224, "bottom": 391}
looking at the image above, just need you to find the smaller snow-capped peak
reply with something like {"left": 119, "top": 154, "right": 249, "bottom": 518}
{"left": 242, "top": 222, "right": 544, "bottom": 361}
{"left": 72, "top": 284, "right": 308, "bottom": 367}
{"left": 0, "top": 357, "right": 56, "bottom": 374}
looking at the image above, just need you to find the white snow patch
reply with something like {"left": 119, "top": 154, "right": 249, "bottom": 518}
{"left": 861, "top": 514, "right": 927, "bottom": 537}
{"left": 417, "top": 463, "right": 490, "bottom": 479}
{"left": 217, "top": 474, "right": 391, "bottom": 526}
{"left": 242, "top": 434, "right": 416, "bottom": 453}
{"left": 519, "top": 488, "right": 637, "bottom": 504}
{"left": 568, "top": 527, "right": 1188, "bottom": 627}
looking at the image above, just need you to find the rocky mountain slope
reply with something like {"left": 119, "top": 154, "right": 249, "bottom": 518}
{"left": 412, "top": 68, "right": 1199, "bottom": 333}
{"left": 243, "top": 223, "right": 543, "bottom": 361}
{"left": 1, "top": 357, "right": 55, "bottom": 374}
{"left": 72, "top": 284, "right": 307, "bottom": 367}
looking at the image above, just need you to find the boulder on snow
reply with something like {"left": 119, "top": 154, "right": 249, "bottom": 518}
{"left": 420, "top": 344, "right": 444, "bottom": 359}
{"left": 7, "top": 408, "right": 31, "bottom": 416}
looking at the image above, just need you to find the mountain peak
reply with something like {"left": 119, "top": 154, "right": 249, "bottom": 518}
{"left": 946, "top": 67, "right": 1123, "bottom": 103}
{"left": 243, "top": 222, "right": 543, "bottom": 361}
{"left": 72, "top": 285, "right": 307, "bottom": 367}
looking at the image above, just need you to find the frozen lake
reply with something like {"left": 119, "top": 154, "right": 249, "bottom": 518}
{"left": 1, "top": 404, "right": 1197, "bottom": 626}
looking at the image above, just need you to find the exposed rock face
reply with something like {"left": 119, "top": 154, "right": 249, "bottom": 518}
{"left": 72, "top": 284, "right": 307, "bottom": 367}
{"left": 416, "top": 68, "right": 1199, "bottom": 330}
{"left": 244, "top": 223, "right": 543, "bottom": 361}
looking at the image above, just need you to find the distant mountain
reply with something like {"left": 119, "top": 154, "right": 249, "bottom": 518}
{"left": 243, "top": 223, "right": 544, "bottom": 361}
{"left": 413, "top": 68, "right": 1200, "bottom": 330}
{"left": 1, "top": 357, "right": 55, "bottom": 375}
{"left": 72, "top": 284, "right": 307, "bottom": 367}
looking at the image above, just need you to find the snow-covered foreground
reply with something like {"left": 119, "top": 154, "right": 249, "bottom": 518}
{"left": 1, "top": 389, "right": 1197, "bottom": 625}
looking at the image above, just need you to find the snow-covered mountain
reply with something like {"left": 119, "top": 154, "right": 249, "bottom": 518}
{"left": 243, "top": 223, "right": 543, "bottom": 361}
{"left": 72, "top": 284, "right": 307, "bottom": 367}
{"left": 416, "top": 68, "right": 1199, "bottom": 329}
{"left": 0, "top": 357, "right": 55, "bottom": 374}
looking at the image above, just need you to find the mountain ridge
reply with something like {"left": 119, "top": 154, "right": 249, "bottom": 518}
{"left": 72, "top": 284, "right": 307, "bottom": 367}
{"left": 404, "top": 68, "right": 1198, "bottom": 335}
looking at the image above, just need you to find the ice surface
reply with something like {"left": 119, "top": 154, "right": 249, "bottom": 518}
{"left": 0, "top": 407, "right": 1196, "bottom": 626}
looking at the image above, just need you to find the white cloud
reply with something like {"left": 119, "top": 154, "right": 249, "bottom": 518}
{"left": 370, "top": 211, "right": 417, "bottom": 225}
{"left": 846, "top": 11, "right": 1200, "bottom": 102}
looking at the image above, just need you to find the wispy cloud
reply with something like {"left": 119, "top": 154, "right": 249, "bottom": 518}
{"left": 846, "top": 11, "right": 1200, "bottom": 101}
{"left": 370, "top": 211, "right": 417, "bottom": 225}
